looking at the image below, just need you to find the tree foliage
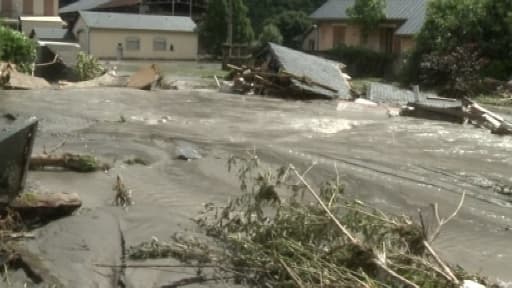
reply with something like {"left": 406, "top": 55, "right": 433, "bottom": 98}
{"left": 347, "top": 0, "right": 386, "bottom": 38}
{"left": 0, "top": 26, "right": 36, "bottom": 72}
{"left": 231, "top": 0, "right": 254, "bottom": 44}
{"left": 199, "top": 0, "right": 254, "bottom": 56}
{"left": 263, "top": 11, "right": 311, "bottom": 48}
{"left": 259, "top": 24, "right": 283, "bottom": 45}
{"left": 199, "top": 0, "right": 228, "bottom": 56}
{"left": 244, "top": 0, "right": 324, "bottom": 35}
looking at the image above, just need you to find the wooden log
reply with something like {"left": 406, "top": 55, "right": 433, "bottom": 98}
{"left": 30, "top": 153, "right": 103, "bottom": 172}
{"left": 10, "top": 192, "right": 82, "bottom": 222}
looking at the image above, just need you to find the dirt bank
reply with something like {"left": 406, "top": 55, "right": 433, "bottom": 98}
{"left": 1, "top": 88, "right": 512, "bottom": 287}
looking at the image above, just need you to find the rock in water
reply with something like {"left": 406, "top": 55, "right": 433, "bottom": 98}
{"left": 175, "top": 141, "right": 202, "bottom": 161}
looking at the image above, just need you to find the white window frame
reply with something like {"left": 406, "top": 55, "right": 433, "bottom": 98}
{"left": 125, "top": 37, "right": 140, "bottom": 51}
{"left": 153, "top": 37, "right": 167, "bottom": 51}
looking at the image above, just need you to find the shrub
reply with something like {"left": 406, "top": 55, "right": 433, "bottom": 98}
{"left": 263, "top": 11, "right": 311, "bottom": 48}
{"left": 326, "top": 45, "right": 396, "bottom": 78}
{"left": 75, "top": 52, "right": 103, "bottom": 81}
{"left": 407, "top": 0, "right": 512, "bottom": 87}
{"left": 419, "top": 44, "right": 487, "bottom": 96}
{"left": 258, "top": 24, "right": 283, "bottom": 45}
{"left": 0, "top": 26, "right": 36, "bottom": 73}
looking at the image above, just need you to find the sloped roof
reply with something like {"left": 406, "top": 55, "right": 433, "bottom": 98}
{"left": 96, "top": 0, "right": 141, "bottom": 9}
{"left": 60, "top": 0, "right": 111, "bottom": 13}
{"left": 310, "top": 0, "right": 428, "bottom": 35}
{"left": 78, "top": 11, "right": 196, "bottom": 32}
{"left": 39, "top": 42, "right": 81, "bottom": 66}
{"left": 266, "top": 43, "right": 351, "bottom": 100}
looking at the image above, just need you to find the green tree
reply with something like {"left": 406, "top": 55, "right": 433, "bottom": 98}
{"left": 478, "top": 0, "right": 512, "bottom": 79}
{"left": 347, "top": 0, "right": 386, "bottom": 38}
{"left": 231, "top": 0, "right": 254, "bottom": 43}
{"left": 404, "top": 0, "right": 512, "bottom": 86}
{"left": 245, "top": 0, "right": 325, "bottom": 35}
{"left": 0, "top": 26, "right": 36, "bottom": 72}
{"left": 199, "top": 0, "right": 228, "bottom": 56}
{"left": 264, "top": 11, "right": 312, "bottom": 48}
{"left": 199, "top": 0, "right": 253, "bottom": 56}
{"left": 259, "top": 23, "right": 283, "bottom": 45}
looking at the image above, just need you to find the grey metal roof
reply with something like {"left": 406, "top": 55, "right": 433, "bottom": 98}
{"left": 32, "top": 28, "right": 69, "bottom": 40}
{"left": 60, "top": 0, "right": 111, "bottom": 13}
{"left": 78, "top": 11, "right": 196, "bottom": 32}
{"left": 310, "top": 0, "right": 428, "bottom": 35}
{"left": 267, "top": 43, "right": 351, "bottom": 100}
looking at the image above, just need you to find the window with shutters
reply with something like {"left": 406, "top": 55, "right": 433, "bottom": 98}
{"left": 153, "top": 37, "right": 167, "bottom": 51}
{"left": 125, "top": 37, "right": 140, "bottom": 51}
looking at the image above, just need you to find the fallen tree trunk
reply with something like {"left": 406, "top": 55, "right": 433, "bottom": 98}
{"left": 30, "top": 153, "right": 104, "bottom": 172}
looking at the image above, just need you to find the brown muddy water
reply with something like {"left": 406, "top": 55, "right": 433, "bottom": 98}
{"left": 1, "top": 88, "right": 512, "bottom": 287}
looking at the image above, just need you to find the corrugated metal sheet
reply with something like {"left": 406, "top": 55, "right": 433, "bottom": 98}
{"left": 310, "top": 0, "right": 428, "bottom": 35}
{"left": 268, "top": 43, "right": 351, "bottom": 100}
{"left": 33, "top": 28, "right": 68, "bottom": 40}
{"left": 79, "top": 11, "right": 196, "bottom": 32}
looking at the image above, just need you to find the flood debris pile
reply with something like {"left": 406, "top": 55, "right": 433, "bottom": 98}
{"left": 127, "top": 154, "right": 493, "bottom": 288}
{"left": 223, "top": 43, "right": 352, "bottom": 100}
{"left": 463, "top": 98, "right": 512, "bottom": 135}
{"left": 0, "top": 119, "right": 88, "bottom": 286}
{"left": 0, "top": 62, "right": 51, "bottom": 90}
{"left": 367, "top": 82, "right": 512, "bottom": 135}
{"left": 58, "top": 69, "right": 129, "bottom": 89}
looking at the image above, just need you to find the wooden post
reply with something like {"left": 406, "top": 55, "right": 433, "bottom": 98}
{"left": 189, "top": 0, "right": 193, "bottom": 17}
{"left": 413, "top": 85, "right": 420, "bottom": 103}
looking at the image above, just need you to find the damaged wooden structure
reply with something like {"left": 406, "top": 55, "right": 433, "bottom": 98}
{"left": 224, "top": 43, "right": 352, "bottom": 100}
{"left": 367, "top": 82, "right": 512, "bottom": 135}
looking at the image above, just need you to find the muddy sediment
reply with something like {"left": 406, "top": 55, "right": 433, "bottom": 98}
{"left": 1, "top": 88, "right": 512, "bottom": 287}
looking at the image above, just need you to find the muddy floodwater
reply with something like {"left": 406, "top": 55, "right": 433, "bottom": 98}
{"left": 1, "top": 87, "right": 512, "bottom": 287}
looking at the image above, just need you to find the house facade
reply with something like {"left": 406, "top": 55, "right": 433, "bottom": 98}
{"left": 0, "top": 0, "right": 59, "bottom": 18}
{"left": 73, "top": 11, "right": 198, "bottom": 60}
{"left": 305, "top": 0, "right": 427, "bottom": 54}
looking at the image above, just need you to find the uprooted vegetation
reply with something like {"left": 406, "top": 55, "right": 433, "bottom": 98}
{"left": 127, "top": 153, "right": 495, "bottom": 288}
